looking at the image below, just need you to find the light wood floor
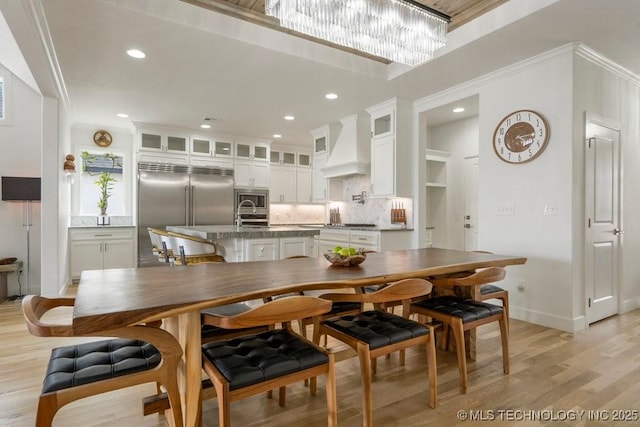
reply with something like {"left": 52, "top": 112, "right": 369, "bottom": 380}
{"left": 2, "top": 296, "right": 640, "bottom": 427}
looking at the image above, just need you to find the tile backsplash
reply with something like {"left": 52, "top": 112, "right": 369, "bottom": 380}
{"left": 270, "top": 204, "right": 325, "bottom": 224}
{"left": 335, "top": 175, "right": 413, "bottom": 228}
{"left": 269, "top": 175, "right": 413, "bottom": 228}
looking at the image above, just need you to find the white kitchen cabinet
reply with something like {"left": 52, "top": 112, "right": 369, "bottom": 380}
{"left": 235, "top": 159, "right": 269, "bottom": 188}
{"left": 370, "top": 135, "right": 396, "bottom": 198}
{"left": 235, "top": 141, "right": 269, "bottom": 161}
{"left": 138, "top": 129, "right": 188, "bottom": 156}
{"left": 270, "top": 149, "right": 296, "bottom": 166}
{"left": 366, "top": 98, "right": 412, "bottom": 198}
{"left": 296, "top": 167, "right": 312, "bottom": 203}
{"left": 349, "top": 230, "right": 379, "bottom": 252}
{"left": 190, "top": 137, "right": 234, "bottom": 160}
{"left": 370, "top": 104, "right": 394, "bottom": 139}
{"left": 69, "top": 227, "right": 135, "bottom": 280}
{"left": 244, "top": 238, "right": 279, "bottom": 261}
{"left": 280, "top": 237, "right": 313, "bottom": 259}
{"left": 318, "top": 228, "right": 412, "bottom": 254}
{"left": 297, "top": 153, "right": 311, "bottom": 168}
{"left": 317, "top": 229, "right": 350, "bottom": 254}
{"left": 312, "top": 153, "right": 343, "bottom": 202}
{"left": 270, "top": 165, "right": 297, "bottom": 203}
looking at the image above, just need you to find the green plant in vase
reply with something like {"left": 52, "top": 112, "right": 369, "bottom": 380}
{"left": 95, "top": 172, "right": 116, "bottom": 224}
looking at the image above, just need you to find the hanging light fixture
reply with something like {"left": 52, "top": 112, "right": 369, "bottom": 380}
{"left": 265, "top": 0, "right": 449, "bottom": 66}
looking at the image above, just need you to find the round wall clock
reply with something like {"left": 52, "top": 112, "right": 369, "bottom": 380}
{"left": 93, "top": 130, "right": 113, "bottom": 147}
{"left": 492, "top": 110, "right": 549, "bottom": 164}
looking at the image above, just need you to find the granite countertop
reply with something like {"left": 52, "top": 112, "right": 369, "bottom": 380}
{"left": 167, "top": 225, "right": 321, "bottom": 240}
{"left": 299, "top": 224, "right": 414, "bottom": 232}
{"left": 68, "top": 225, "right": 135, "bottom": 229}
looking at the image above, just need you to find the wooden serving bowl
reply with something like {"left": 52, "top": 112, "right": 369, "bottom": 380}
{"left": 323, "top": 251, "right": 366, "bottom": 267}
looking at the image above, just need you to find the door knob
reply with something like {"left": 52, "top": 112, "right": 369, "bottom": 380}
{"left": 464, "top": 224, "right": 472, "bottom": 229}
{"left": 613, "top": 228, "right": 624, "bottom": 235}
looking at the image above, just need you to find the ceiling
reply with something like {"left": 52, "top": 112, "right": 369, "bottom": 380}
{"left": 3, "top": 0, "right": 640, "bottom": 147}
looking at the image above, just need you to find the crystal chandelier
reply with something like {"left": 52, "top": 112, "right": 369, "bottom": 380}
{"left": 265, "top": 0, "right": 449, "bottom": 66}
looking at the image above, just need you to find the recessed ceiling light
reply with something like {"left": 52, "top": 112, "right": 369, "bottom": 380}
{"left": 201, "top": 117, "right": 215, "bottom": 129}
{"left": 273, "top": 134, "right": 282, "bottom": 138}
{"left": 126, "top": 49, "right": 146, "bottom": 59}
{"left": 325, "top": 93, "right": 338, "bottom": 100}
{"left": 453, "top": 107, "right": 465, "bottom": 113}
{"left": 116, "top": 113, "right": 129, "bottom": 118}
{"left": 284, "top": 115, "right": 295, "bottom": 121}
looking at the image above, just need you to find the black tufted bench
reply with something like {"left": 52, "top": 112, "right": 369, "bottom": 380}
{"left": 43, "top": 339, "right": 160, "bottom": 394}
{"left": 410, "top": 294, "right": 509, "bottom": 394}
{"left": 202, "top": 330, "right": 328, "bottom": 390}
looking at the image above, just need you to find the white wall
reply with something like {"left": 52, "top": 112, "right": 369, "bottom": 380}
{"left": 0, "top": 64, "right": 42, "bottom": 295}
{"left": 426, "top": 116, "right": 479, "bottom": 249}
{"left": 573, "top": 51, "right": 640, "bottom": 318}
{"left": 478, "top": 49, "right": 575, "bottom": 331}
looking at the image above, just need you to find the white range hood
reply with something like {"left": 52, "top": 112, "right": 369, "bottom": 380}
{"left": 321, "top": 114, "right": 371, "bottom": 179}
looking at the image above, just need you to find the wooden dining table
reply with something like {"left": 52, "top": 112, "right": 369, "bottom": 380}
{"left": 73, "top": 247, "right": 526, "bottom": 426}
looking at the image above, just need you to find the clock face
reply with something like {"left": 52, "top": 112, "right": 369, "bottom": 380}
{"left": 493, "top": 110, "right": 549, "bottom": 164}
{"left": 93, "top": 130, "right": 113, "bottom": 147}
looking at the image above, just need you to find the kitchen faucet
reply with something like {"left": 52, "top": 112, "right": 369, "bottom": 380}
{"left": 236, "top": 199, "right": 257, "bottom": 227}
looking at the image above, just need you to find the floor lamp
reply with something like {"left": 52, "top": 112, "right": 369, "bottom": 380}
{"left": 1, "top": 176, "right": 41, "bottom": 299}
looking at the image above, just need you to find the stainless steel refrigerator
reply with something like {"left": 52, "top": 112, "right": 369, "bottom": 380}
{"left": 137, "top": 162, "right": 234, "bottom": 266}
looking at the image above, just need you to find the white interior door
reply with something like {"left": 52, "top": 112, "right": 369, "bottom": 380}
{"left": 463, "top": 156, "right": 479, "bottom": 251}
{"left": 585, "top": 120, "right": 621, "bottom": 324}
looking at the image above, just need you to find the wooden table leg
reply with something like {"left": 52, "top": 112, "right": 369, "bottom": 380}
{"left": 178, "top": 311, "right": 202, "bottom": 427}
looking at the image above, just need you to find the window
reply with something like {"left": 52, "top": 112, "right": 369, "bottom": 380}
{"left": 0, "top": 76, "right": 4, "bottom": 120}
{"left": 79, "top": 151, "right": 125, "bottom": 216}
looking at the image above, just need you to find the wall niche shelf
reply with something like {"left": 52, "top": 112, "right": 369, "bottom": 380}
{"left": 425, "top": 149, "right": 450, "bottom": 187}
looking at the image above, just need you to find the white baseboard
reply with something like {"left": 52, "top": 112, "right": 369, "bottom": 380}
{"left": 621, "top": 297, "right": 640, "bottom": 314}
{"left": 510, "top": 306, "right": 584, "bottom": 333}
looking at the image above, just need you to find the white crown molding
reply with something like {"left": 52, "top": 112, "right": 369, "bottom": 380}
{"left": 24, "top": 0, "right": 70, "bottom": 106}
{"left": 414, "top": 42, "right": 640, "bottom": 115}
{"left": 575, "top": 43, "right": 640, "bottom": 86}
{"left": 414, "top": 43, "right": 577, "bottom": 113}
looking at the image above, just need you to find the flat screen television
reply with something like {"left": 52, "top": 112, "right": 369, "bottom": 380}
{"left": 1, "top": 176, "right": 41, "bottom": 201}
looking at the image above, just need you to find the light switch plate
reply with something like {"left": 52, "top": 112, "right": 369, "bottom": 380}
{"left": 543, "top": 204, "right": 557, "bottom": 216}
{"left": 496, "top": 204, "right": 515, "bottom": 216}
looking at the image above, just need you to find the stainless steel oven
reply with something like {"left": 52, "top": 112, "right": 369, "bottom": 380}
{"left": 234, "top": 188, "right": 269, "bottom": 225}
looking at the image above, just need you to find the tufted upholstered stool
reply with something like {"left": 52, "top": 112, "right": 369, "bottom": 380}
{"left": 410, "top": 294, "right": 509, "bottom": 394}
{"left": 22, "top": 295, "right": 183, "bottom": 427}
{"left": 201, "top": 295, "right": 337, "bottom": 427}
{"left": 319, "top": 278, "right": 438, "bottom": 427}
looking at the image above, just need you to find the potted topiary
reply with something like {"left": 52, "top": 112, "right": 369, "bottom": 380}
{"left": 95, "top": 171, "right": 117, "bottom": 225}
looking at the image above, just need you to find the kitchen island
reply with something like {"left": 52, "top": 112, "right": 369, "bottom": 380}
{"left": 167, "top": 225, "right": 320, "bottom": 261}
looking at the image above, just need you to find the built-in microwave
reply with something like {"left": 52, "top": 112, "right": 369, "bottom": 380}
{"left": 234, "top": 188, "right": 269, "bottom": 225}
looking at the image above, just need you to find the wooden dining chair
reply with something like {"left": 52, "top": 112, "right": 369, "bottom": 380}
{"left": 22, "top": 295, "right": 183, "bottom": 427}
{"left": 319, "top": 278, "right": 438, "bottom": 427}
{"left": 472, "top": 251, "right": 510, "bottom": 326}
{"left": 410, "top": 267, "right": 509, "bottom": 394}
{"left": 201, "top": 295, "right": 337, "bottom": 427}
